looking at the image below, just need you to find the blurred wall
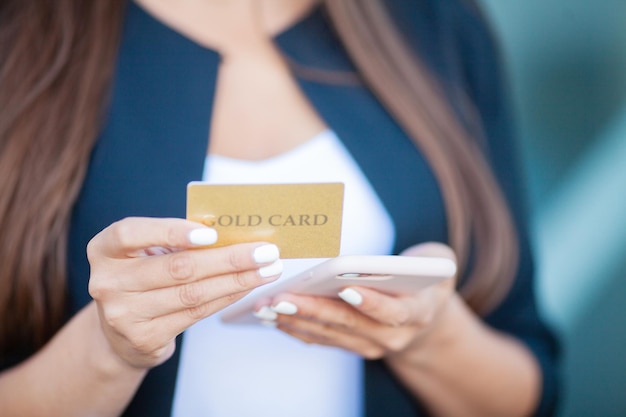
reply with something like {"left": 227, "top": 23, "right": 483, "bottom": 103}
{"left": 478, "top": 1, "right": 626, "bottom": 416}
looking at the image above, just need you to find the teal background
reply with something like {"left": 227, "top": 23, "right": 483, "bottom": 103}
{"left": 478, "top": 1, "right": 626, "bottom": 415}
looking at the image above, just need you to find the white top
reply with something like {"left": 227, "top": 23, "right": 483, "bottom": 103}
{"left": 171, "top": 130, "right": 395, "bottom": 417}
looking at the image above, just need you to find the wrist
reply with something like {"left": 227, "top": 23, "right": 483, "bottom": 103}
{"left": 83, "top": 303, "right": 147, "bottom": 381}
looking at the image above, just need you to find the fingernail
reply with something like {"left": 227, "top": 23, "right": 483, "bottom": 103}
{"left": 259, "top": 259, "right": 283, "bottom": 278}
{"left": 189, "top": 227, "right": 217, "bottom": 246}
{"left": 260, "top": 320, "right": 278, "bottom": 328}
{"left": 253, "top": 244, "right": 280, "bottom": 264}
{"left": 271, "top": 301, "right": 298, "bottom": 315}
{"left": 338, "top": 288, "right": 363, "bottom": 306}
{"left": 253, "top": 306, "right": 278, "bottom": 321}
{"left": 188, "top": 228, "right": 218, "bottom": 245}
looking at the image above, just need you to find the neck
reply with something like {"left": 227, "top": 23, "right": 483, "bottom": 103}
{"left": 258, "top": 0, "right": 321, "bottom": 35}
{"left": 133, "top": 0, "right": 321, "bottom": 52}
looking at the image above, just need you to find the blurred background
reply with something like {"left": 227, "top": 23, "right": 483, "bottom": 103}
{"left": 478, "top": 0, "right": 626, "bottom": 415}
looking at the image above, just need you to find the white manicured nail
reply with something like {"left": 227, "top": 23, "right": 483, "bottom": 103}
{"left": 258, "top": 259, "right": 283, "bottom": 278}
{"left": 188, "top": 228, "right": 218, "bottom": 245}
{"left": 253, "top": 306, "right": 278, "bottom": 321}
{"left": 253, "top": 244, "right": 280, "bottom": 264}
{"left": 338, "top": 288, "right": 363, "bottom": 306}
{"left": 260, "top": 320, "right": 278, "bottom": 328}
{"left": 271, "top": 301, "right": 298, "bottom": 315}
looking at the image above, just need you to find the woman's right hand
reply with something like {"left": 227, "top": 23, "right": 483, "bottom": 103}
{"left": 87, "top": 217, "right": 282, "bottom": 369}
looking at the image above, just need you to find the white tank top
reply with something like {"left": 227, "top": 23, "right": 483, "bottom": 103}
{"left": 172, "top": 130, "right": 395, "bottom": 417}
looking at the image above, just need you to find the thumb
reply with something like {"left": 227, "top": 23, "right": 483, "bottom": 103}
{"left": 400, "top": 242, "right": 456, "bottom": 264}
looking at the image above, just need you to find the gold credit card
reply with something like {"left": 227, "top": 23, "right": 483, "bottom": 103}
{"left": 186, "top": 182, "right": 344, "bottom": 258}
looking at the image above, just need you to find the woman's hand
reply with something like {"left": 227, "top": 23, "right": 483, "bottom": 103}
{"left": 262, "top": 242, "right": 456, "bottom": 359}
{"left": 87, "top": 217, "right": 283, "bottom": 369}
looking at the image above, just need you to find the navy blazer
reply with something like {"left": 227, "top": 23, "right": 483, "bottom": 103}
{"left": 61, "top": 1, "right": 559, "bottom": 416}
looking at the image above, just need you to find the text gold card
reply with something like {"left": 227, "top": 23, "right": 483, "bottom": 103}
{"left": 186, "top": 182, "right": 344, "bottom": 258}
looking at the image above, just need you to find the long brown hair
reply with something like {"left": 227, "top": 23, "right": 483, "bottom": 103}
{"left": 0, "top": 0, "right": 517, "bottom": 357}
{"left": 323, "top": 0, "right": 519, "bottom": 314}
{"left": 0, "top": 0, "right": 125, "bottom": 358}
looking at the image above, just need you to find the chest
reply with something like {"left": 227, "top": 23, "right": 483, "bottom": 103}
{"left": 207, "top": 40, "right": 327, "bottom": 160}
{"left": 67, "top": 2, "right": 449, "bottom": 416}
{"left": 135, "top": 0, "right": 326, "bottom": 160}
{"left": 67, "top": 2, "right": 448, "bottom": 311}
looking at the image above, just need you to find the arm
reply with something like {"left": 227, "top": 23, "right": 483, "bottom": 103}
{"left": 265, "top": 243, "right": 541, "bottom": 417}
{"left": 0, "top": 303, "right": 146, "bottom": 417}
{"left": 384, "top": 293, "right": 540, "bottom": 417}
{"left": 381, "top": 2, "right": 559, "bottom": 414}
{"left": 0, "top": 217, "right": 283, "bottom": 416}
{"left": 269, "top": 294, "right": 541, "bottom": 417}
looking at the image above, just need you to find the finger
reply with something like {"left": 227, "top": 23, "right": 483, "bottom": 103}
{"left": 270, "top": 289, "right": 428, "bottom": 331}
{"left": 152, "top": 289, "right": 262, "bottom": 336}
{"left": 276, "top": 315, "right": 387, "bottom": 360}
{"left": 137, "top": 266, "right": 283, "bottom": 318}
{"left": 96, "top": 270, "right": 282, "bottom": 367}
{"left": 137, "top": 242, "right": 281, "bottom": 290}
{"left": 91, "top": 242, "right": 282, "bottom": 294}
{"left": 268, "top": 294, "right": 427, "bottom": 356}
{"left": 399, "top": 241, "right": 457, "bottom": 264}
{"left": 270, "top": 293, "right": 381, "bottom": 332}
{"left": 88, "top": 217, "right": 217, "bottom": 259}
{"left": 338, "top": 285, "right": 445, "bottom": 328}
{"left": 272, "top": 293, "right": 436, "bottom": 356}
{"left": 104, "top": 285, "right": 260, "bottom": 359}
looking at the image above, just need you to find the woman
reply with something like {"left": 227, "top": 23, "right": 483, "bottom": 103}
{"left": 0, "top": 0, "right": 559, "bottom": 416}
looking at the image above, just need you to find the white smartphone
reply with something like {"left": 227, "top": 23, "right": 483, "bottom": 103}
{"left": 220, "top": 255, "right": 456, "bottom": 324}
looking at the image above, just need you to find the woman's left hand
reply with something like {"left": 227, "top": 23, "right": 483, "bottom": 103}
{"left": 263, "top": 242, "right": 457, "bottom": 359}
